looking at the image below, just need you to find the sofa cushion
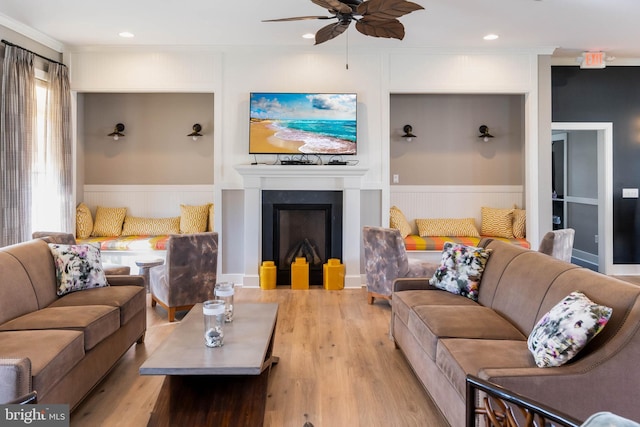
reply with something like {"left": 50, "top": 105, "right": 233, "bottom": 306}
{"left": 416, "top": 218, "right": 480, "bottom": 237}
{"left": 48, "top": 243, "right": 109, "bottom": 296}
{"left": 481, "top": 207, "right": 515, "bottom": 238}
{"left": 393, "top": 289, "right": 478, "bottom": 327}
{"left": 76, "top": 203, "right": 94, "bottom": 239}
{"left": 429, "top": 242, "right": 492, "bottom": 301}
{"left": 436, "top": 338, "right": 535, "bottom": 400}
{"left": 180, "top": 203, "right": 211, "bottom": 233}
{"left": 390, "top": 205, "right": 412, "bottom": 238}
{"left": 0, "top": 305, "right": 120, "bottom": 351}
{"left": 410, "top": 305, "right": 526, "bottom": 360}
{"left": 91, "top": 206, "right": 127, "bottom": 237}
{"left": 121, "top": 216, "right": 180, "bottom": 236}
{"left": 0, "top": 330, "right": 85, "bottom": 398}
{"left": 527, "top": 291, "right": 612, "bottom": 368}
{"left": 48, "top": 285, "right": 146, "bottom": 325}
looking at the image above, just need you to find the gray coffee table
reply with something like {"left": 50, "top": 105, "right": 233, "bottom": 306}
{"left": 140, "top": 302, "right": 279, "bottom": 426}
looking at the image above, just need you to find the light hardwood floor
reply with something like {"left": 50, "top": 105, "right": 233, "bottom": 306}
{"left": 70, "top": 287, "right": 448, "bottom": 427}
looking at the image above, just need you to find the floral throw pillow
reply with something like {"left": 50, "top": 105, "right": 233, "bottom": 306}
{"left": 527, "top": 291, "right": 612, "bottom": 368}
{"left": 429, "top": 242, "right": 492, "bottom": 302}
{"left": 48, "top": 243, "right": 109, "bottom": 296}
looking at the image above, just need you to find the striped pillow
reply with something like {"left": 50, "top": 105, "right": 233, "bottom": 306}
{"left": 512, "top": 209, "right": 526, "bottom": 238}
{"left": 390, "top": 206, "right": 412, "bottom": 238}
{"left": 121, "top": 216, "right": 180, "bottom": 236}
{"left": 180, "top": 203, "right": 212, "bottom": 233}
{"left": 481, "top": 207, "right": 515, "bottom": 238}
{"left": 416, "top": 218, "right": 480, "bottom": 237}
{"left": 91, "top": 206, "right": 127, "bottom": 237}
{"left": 76, "top": 203, "right": 94, "bottom": 239}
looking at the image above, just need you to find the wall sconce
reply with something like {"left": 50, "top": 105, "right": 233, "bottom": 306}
{"left": 108, "top": 123, "right": 125, "bottom": 141}
{"left": 401, "top": 124, "right": 416, "bottom": 142}
{"left": 188, "top": 124, "right": 203, "bottom": 141}
{"left": 478, "top": 125, "right": 494, "bottom": 142}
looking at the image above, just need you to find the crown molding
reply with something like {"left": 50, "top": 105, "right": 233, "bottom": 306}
{"left": 0, "top": 13, "right": 64, "bottom": 53}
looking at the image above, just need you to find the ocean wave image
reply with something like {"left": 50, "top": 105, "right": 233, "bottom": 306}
{"left": 271, "top": 120, "right": 356, "bottom": 154}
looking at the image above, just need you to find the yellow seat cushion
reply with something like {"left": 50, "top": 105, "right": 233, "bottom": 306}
{"left": 481, "top": 207, "right": 514, "bottom": 239}
{"left": 512, "top": 208, "right": 526, "bottom": 238}
{"left": 121, "top": 216, "right": 180, "bottom": 236}
{"left": 180, "top": 203, "right": 212, "bottom": 233}
{"left": 76, "top": 203, "right": 93, "bottom": 239}
{"left": 91, "top": 206, "right": 127, "bottom": 237}
{"left": 390, "top": 206, "right": 412, "bottom": 238}
{"left": 416, "top": 218, "right": 480, "bottom": 237}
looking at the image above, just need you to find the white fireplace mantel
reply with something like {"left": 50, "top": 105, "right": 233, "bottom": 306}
{"left": 235, "top": 164, "right": 368, "bottom": 288}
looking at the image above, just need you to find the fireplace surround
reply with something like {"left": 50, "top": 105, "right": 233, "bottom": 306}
{"left": 262, "top": 190, "right": 343, "bottom": 286}
{"left": 235, "top": 165, "right": 368, "bottom": 288}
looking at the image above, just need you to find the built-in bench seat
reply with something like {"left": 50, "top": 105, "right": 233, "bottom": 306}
{"left": 77, "top": 235, "right": 170, "bottom": 252}
{"left": 404, "top": 235, "right": 530, "bottom": 251}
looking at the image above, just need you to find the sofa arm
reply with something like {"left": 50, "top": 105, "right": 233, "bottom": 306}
{"left": 393, "top": 277, "right": 438, "bottom": 293}
{"left": 106, "top": 275, "right": 145, "bottom": 287}
{"left": 0, "top": 358, "right": 32, "bottom": 404}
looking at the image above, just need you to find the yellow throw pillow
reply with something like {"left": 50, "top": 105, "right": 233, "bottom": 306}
{"left": 481, "top": 207, "right": 515, "bottom": 238}
{"left": 76, "top": 202, "right": 93, "bottom": 239}
{"left": 180, "top": 203, "right": 212, "bottom": 233}
{"left": 91, "top": 206, "right": 127, "bottom": 237}
{"left": 390, "top": 206, "right": 413, "bottom": 238}
{"left": 207, "top": 204, "right": 215, "bottom": 232}
{"left": 416, "top": 218, "right": 480, "bottom": 237}
{"left": 512, "top": 209, "right": 526, "bottom": 239}
{"left": 121, "top": 216, "right": 180, "bottom": 236}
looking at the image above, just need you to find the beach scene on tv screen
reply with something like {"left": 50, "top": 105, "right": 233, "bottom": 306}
{"left": 250, "top": 93, "right": 357, "bottom": 155}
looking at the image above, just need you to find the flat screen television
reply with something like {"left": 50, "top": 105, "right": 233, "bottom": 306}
{"left": 249, "top": 92, "right": 357, "bottom": 155}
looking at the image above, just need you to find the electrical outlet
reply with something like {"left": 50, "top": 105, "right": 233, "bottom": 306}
{"left": 622, "top": 188, "right": 639, "bottom": 198}
{"left": 393, "top": 174, "right": 399, "bottom": 184}
{"left": 595, "top": 234, "right": 599, "bottom": 244}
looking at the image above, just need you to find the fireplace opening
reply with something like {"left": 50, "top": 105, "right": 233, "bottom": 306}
{"left": 262, "top": 190, "right": 342, "bottom": 286}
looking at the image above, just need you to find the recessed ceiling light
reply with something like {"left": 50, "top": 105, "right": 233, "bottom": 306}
{"left": 483, "top": 34, "right": 499, "bottom": 41}
{"left": 302, "top": 33, "right": 315, "bottom": 39}
{"left": 119, "top": 31, "right": 135, "bottom": 38}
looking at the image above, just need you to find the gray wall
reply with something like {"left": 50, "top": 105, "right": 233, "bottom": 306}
{"left": 81, "top": 92, "right": 214, "bottom": 185}
{"left": 389, "top": 94, "right": 524, "bottom": 186}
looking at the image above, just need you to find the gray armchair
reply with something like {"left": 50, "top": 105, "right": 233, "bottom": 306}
{"left": 538, "top": 228, "right": 575, "bottom": 263}
{"left": 150, "top": 232, "right": 218, "bottom": 321}
{"left": 362, "top": 226, "right": 437, "bottom": 304}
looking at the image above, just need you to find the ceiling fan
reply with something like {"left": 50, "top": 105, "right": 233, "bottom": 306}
{"left": 263, "top": 0, "right": 425, "bottom": 45}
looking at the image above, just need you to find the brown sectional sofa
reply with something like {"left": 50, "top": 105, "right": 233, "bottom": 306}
{"left": 392, "top": 238, "right": 640, "bottom": 427}
{"left": 0, "top": 238, "right": 146, "bottom": 409}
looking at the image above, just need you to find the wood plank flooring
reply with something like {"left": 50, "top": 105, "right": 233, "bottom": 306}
{"left": 70, "top": 288, "right": 448, "bottom": 427}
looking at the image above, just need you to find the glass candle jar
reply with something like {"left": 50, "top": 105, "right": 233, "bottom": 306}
{"left": 214, "top": 282, "right": 234, "bottom": 323}
{"left": 203, "top": 299, "right": 225, "bottom": 347}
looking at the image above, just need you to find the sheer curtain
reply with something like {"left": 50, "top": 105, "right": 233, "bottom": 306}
{"left": 0, "top": 46, "right": 37, "bottom": 246}
{"left": 0, "top": 46, "right": 73, "bottom": 247}
{"left": 32, "top": 62, "right": 73, "bottom": 233}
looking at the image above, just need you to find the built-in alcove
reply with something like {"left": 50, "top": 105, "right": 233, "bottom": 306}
{"left": 262, "top": 190, "right": 343, "bottom": 286}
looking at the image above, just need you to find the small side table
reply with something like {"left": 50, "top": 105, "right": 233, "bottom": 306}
{"left": 135, "top": 258, "right": 164, "bottom": 293}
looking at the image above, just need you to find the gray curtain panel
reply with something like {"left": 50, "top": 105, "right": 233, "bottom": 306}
{"left": 1, "top": 46, "right": 37, "bottom": 246}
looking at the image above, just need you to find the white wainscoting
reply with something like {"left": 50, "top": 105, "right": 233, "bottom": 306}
{"left": 390, "top": 185, "right": 524, "bottom": 235}
{"left": 82, "top": 185, "right": 215, "bottom": 217}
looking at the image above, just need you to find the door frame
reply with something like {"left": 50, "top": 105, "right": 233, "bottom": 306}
{"left": 551, "top": 122, "right": 612, "bottom": 274}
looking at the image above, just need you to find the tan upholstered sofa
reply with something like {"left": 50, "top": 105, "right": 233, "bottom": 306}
{"left": 392, "top": 239, "right": 640, "bottom": 427}
{"left": 0, "top": 238, "right": 146, "bottom": 409}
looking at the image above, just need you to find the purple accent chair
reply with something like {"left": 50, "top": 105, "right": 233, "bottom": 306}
{"left": 149, "top": 232, "right": 218, "bottom": 321}
{"left": 362, "top": 226, "right": 437, "bottom": 304}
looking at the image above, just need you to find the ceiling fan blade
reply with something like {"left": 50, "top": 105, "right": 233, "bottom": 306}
{"left": 355, "top": 18, "right": 405, "bottom": 40}
{"left": 315, "top": 21, "right": 351, "bottom": 45}
{"left": 357, "top": 0, "right": 424, "bottom": 21}
{"left": 263, "top": 16, "right": 333, "bottom": 22}
{"left": 312, "top": 0, "right": 354, "bottom": 14}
